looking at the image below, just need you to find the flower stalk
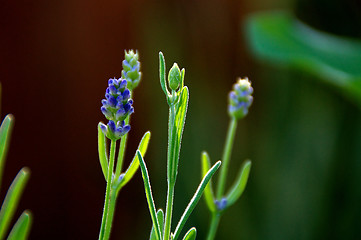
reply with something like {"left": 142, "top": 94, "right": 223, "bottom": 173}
{"left": 98, "top": 50, "right": 151, "bottom": 240}
{"left": 205, "top": 78, "right": 253, "bottom": 240}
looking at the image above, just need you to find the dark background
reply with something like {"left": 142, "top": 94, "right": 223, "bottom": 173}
{"left": 1, "top": 0, "right": 361, "bottom": 239}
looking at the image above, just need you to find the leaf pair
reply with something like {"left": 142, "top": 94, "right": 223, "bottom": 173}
{"left": 138, "top": 150, "right": 221, "bottom": 240}
{"left": 201, "top": 151, "right": 251, "bottom": 212}
{"left": 98, "top": 122, "right": 151, "bottom": 192}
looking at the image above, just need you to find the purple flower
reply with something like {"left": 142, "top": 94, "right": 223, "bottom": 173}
{"left": 100, "top": 77, "right": 133, "bottom": 139}
{"left": 228, "top": 78, "right": 253, "bottom": 120}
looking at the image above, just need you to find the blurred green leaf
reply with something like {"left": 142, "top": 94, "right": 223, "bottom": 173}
{"left": 182, "top": 227, "right": 196, "bottom": 240}
{"left": 225, "top": 160, "right": 251, "bottom": 208}
{"left": 137, "top": 150, "right": 161, "bottom": 240}
{"left": 173, "top": 161, "right": 221, "bottom": 240}
{"left": 201, "top": 151, "right": 216, "bottom": 212}
{"left": 245, "top": 11, "right": 361, "bottom": 106}
{"left": 7, "top": 211, "right": 32, "bottom": 240}
{"left": 0, "top": 114, "right": 14, "bottom": 187}
{"left": 98, "top": 122, "right": 108, "bottom": 181}
{"left": 118, "top": 131, "right": 151, "bottom": 191}
{"left": 0, "top": 168, "right": 30, "bottom": 239}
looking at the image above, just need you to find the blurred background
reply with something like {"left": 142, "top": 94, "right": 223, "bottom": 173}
{"left": 1, "top": 0, "right": 361, "bottom": 239}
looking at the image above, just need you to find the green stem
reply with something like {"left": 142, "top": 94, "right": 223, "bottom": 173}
{"left": 216, "top": 118, "right": 237, "bottom": 199}
{"left": 206, "top": 213, "right": 221, "bottom": 240}
{"left": 115, "top": 117, "right": 130, "bottom": 179}
{"left": 103, "top": 190, "right": 117, "bottom": 240}
{"left": 99, "top": 140, "right": 116, "bottom": 240}
{"left": 164, "top": 102, "right": 177, "bottom": 240}
{"left": 163, "top": 184, "right": 175, "bottom": 240}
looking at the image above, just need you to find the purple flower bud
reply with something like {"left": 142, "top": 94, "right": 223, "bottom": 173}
{"left": 228, "top": 78, "right": 253, "bottom": 120}
{"left": 116, "top": 108, "right": 126, "bottom": 119}
{"left": 122, "top": 125, "right": 131, "bottom": 134}
{"left": 124, "top": 102, "right": 130, "bottom": 112}
{"left": 108, "top": 96, "right": 117, "bottom": 107}
{"left": 116, "top": 95, "right": 123, "bottom": 103}
{"left": 119, "top": 79, "right": 127, "bottom": 90}
{"left": 109, "top": 85, "right": 117, "bottom": 94}
{"left": 108, "top": 120, "right": 116, "bottom": 132}
{"left": 215, "top": 197, "right": 227, "bottom": 211}
{"left": 122, "top": 89, "right": 130, "bottom": 100}
{"left": 100, "top": 123, "right": 108, "bottom": 135}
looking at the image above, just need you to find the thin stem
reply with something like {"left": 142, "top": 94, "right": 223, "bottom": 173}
{"left": 216, "top": 118, "right": 238, "bottom": 199}
{"left": 99, "top": 140, "right": 116, "bottom": 240}
{"left": 163, "top": 184, "right": 175, "bottom": 240}
{"left": 103, "top": 190, "right": 117, "bottom": 240}
{"left": 206, "top": 213, "right": 221, "bottom": 240}
{"left": 164, "top": 102, "right": 177, "bottom": 240}
{"left": 115, "top": 117, "right": 130, "bottom": 178}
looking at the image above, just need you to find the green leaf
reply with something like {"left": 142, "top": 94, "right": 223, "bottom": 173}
{"left": 225, "top": 160, "right": 251, "bottom": 208}
{"left": 0, "top": 114, "right": 15, "bottom": 187}
{"left": 137, "top": 150, "right": 161, "bottom": 240}
{"left": 7, "top": 211, "right": 32, "bottom": 240}
{"left": 98, "top": 122, "right": 108, "bottom": 181}
{"left": 182, "top": 227, "right": 196, "bottom": 240}
{"left": 171, "top": 86, "right": 189, "bottom": 182}
{"left": 0, "top": 168, "right": 30, "bottom": 239}
{"left": 173, "top": 161, "right": 221, "bottom": 240}
{"left": 149, "top": 209, "right": 164, "bottom": 240}
{"left": 159, "top": 52, "right": 169, "bottom": 96}
{"left": 201, "top": 151, "right": 216, "bottom": 212}
{"left": 117, "top": 131, "right": 151, "bottom": 191}
{"left": 180, "top": 68, "right": 185, "bottom": 90}
{"left": 245, "top": 11, "right": 361, "bottom": 106}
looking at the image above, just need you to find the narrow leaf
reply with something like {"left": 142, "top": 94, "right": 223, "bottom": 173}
{"left": 0, "top": 168, "right": 30, "bottom": 239}
{"left": 98, "top": 122, "right": 108, "bottom": 180}
{"left": 0, "top": 114, "right": 15, "bottom": 186}
{"left": 7, "top": 211, "right": 32, "bottom": 240}
{"left": 180, "top": 68, "right": 185, "bottom": 90}
{"left": 149, "top": 209, "right": 164, "bottom": 240}
{"left": 137, "top": 150, "right": 161, "bottom": 240}
{"left": 159, "top": 52, "right": 169, "bottom": 96}
{"left": 173, "top": 161, "right": 221, "bottom": 240}
{"left": 118, "top": 131, "right": 151, "bottom": 190}
{"left": 201, "top": 151, "right": 216, "bottom": 212}
{"left": 225, "top": 160, "right": 252, "bottom": 208}
{"left": 182, "top": 227, "right": 196, "bottom": 240}
{"left": 172, "top": 86, "right": 189, "bottom": 181}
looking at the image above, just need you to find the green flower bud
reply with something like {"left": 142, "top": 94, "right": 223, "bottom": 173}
{"left": 122, "top": 50, "right": 141, "bottom": 91}
{"left": 168, "top": 63, "right": 181, "bottom": 91}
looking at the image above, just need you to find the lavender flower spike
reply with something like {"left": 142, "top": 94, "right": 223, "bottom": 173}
{"left": 122, "top": 50, "right": 141, "bottom": 91}
{"left": 228, "top": 77, "right": 253, "bottom": 120}
{"left": 101, "top": 77, "right": 134, "bottom": 140}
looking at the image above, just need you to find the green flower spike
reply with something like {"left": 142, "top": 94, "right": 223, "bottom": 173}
{"left": 122, "top": 50, "right": 141, "bottom": 91}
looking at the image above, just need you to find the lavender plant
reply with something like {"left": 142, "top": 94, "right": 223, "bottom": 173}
{"left": 0, "top": 88, "right": 32, "bottom": 239}
{"left": 203, "top": 78, "right": 253, "bottom": 240}
{"left": 98, "top": 50, "right": 151, "bottom": 240}
{"left": 136, "top": 52, "right": 221, "bottom": 240}
{"left": 97, "top": 51, "right": 253, "bottom": 240}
